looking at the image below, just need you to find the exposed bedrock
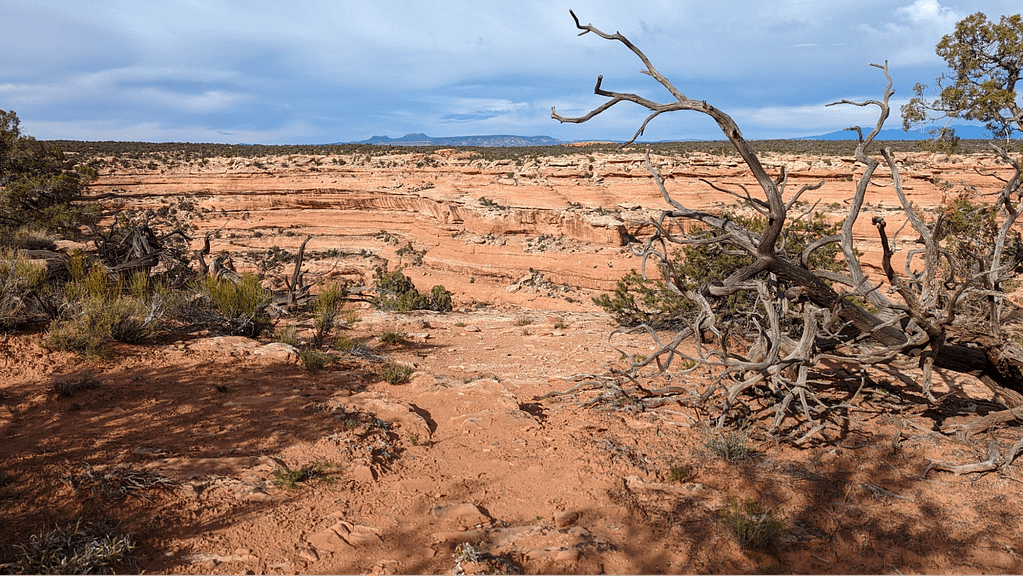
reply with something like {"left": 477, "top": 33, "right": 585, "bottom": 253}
{"left": 84, "top": 149, "right": 1017, "bottom": 307}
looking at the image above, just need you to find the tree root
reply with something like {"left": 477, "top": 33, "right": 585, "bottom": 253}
{"left": 923, "top": 436, "right": 1023, "bottom": 478}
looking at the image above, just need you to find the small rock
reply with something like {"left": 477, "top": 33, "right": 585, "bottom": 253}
{"left": 353, "top": 465, "right": 376, "bottom": 483}
{"left": 298, "top": 547, "right": 319, "bottom": 562}
{"left": 555, "top": 548, "right": 581, "bottom": 564}
{"left": 465, "top": 325, "right": 481, "bottom": 332}
{"left": 430, "top": 528, "right": 487, "bottom": 544}
{"left": 554, "top": 511, "right": 579, "bottom": 528}
{"left": 431, "top": 502, "right": 490, "bottom": 529}
{"left": 307, "top": 529, "right": 355, "bottom": 553}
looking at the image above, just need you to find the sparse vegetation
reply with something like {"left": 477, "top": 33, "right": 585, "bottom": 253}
{"left": 274, "top": 325, "right": 300, "bottom": 347}
{"left": 704, "top": 427, "right": 753, "bottom": 462}
{"left": 51, "top": 373, "right": 100, "bottom": 398}
{"left": 311, "top": 282, "right": 348, "bottom": 346}
{"left": 371, "top": 267, "right": 453, "bottom": 313}
{"left": 719, "top": 499, "right": 785, "bottom": 551}
{"left": 271, "top": 461, "right": 337, "bottom": 489}
{"left": 11, "top": 518, "right": 137, "bottom": 575}
{"left": 0, "top": 247, "right": 48, "bottom": 329}
{"left": 298, "top": 349, "right": 334, "bottom": 372}
{"left": 667, "top": 464, "right": 692, "bottom": 483}
{"left": 378, "top": 361, "right": 414, "bottom": 385}
{"left": 194, "top": 273, "right": 272, "bottom": 337}
{"left": 379, "top": 328, "right": 408, "bottom": 345}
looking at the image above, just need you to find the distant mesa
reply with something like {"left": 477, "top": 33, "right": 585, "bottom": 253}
{"left": 352, "top": 133, "right": 563, "bottom": 147}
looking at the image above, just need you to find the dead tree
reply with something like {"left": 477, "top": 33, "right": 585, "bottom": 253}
{"left": 549, "top": 11, "right": 1023, "bottom": 441}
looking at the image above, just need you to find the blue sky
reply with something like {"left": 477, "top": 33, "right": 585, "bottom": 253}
{"left": 1, "top": 0, "right": 1017, "bottom": 143}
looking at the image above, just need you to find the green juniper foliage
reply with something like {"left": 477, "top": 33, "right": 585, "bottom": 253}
{"left": 595, "top": 211, "right": 844, "bottom": 329}
{"left": 371, "top": 267, "right": 453, "bottom": 312}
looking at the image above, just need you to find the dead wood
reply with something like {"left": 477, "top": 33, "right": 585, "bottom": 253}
{"left": 551, "top": 11, "right": 1023, "bottom": 443}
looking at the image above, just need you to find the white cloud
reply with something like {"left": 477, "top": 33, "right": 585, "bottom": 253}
{"left": 24, "top": 118, "right": 319, "bottom": 144}
{"left": 895, "top": 0, "right": 959, "bottom": 25}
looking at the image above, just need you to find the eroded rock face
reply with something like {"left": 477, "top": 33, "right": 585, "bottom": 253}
{"left": 84, "top": 149, "right": 1016, "bottom": 309}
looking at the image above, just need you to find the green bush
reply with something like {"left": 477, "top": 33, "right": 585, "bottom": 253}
{"left": 271, "top": 461, "right": 337, "bottom": 489}
{"left": 0, "top": 247, "right": 48, "bottom": 329}
{"left": 47, "top": 294, "right": 156, "bottom": 355}
{"left": 299, "top": 349, "right": 333, "bottom": 373}
{"left": 275, "top": 325, "right": 299, "bottom": 347}
{"left": 1, "top": 110, "right": 98, "bottom": 236}
{"left": 312, "top": 282, "right": 348, "bottom": 346}
{"left": 379, "top": 328, "right": 408, "bottom": 345}
{"left": 47, "top": 257, "right": 159, "bottom": 354}
{"left": 378, "top": 361, "right": 414, "bottom": 384}
{"left": 371, "top": 267, "right": 452, "bottom": 312}
{"left": 196, "top": 273, "right": 272, "bottom": 337}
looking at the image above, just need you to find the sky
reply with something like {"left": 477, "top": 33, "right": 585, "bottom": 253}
{"left": 1, "top": 0, "right": 1018, "bottom": 144}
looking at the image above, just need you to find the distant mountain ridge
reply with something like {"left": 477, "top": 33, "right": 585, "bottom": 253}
{"left": 796, "top": 125, "right": 995, "bottom": 141}
{"left": 355, "top": 133, "right": 563, "bottom": 147}
{"left": 348, "top": 125, "right": 997, "bottom": 147}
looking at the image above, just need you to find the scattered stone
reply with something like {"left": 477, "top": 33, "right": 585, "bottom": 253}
{"left": 352, "top": 465, "right": 376, "bottom": 483}
{"left": 554, "top": 511, "right": 579, "bottom": 528}
{"left": 236, "top": 485, "right": 273, "bottom": 501}
{"left": 370, "top": 559, "right": 399, "bottom": 574}
{"left": 431, "top": 502, "right": 491, "bottom": 530}
{"left": 298, "top": 547, "right": 319, "bottom": 562}
{"left": 334, "top": 521, "right": 383, "bottom": 547}
{"left": 555, "top": 548, "right": 581, "bottom": 564}
{"left": 251, "top": 342, "right": 299, "bottom": 362}
{"left": 307, "top": 528, "right": 355, "bottom": 554}
{"left": 430, "top": 528, "right": 487, "bottom": 544}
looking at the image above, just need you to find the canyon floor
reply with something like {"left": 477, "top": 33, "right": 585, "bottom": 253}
{"left": 3, "top": 145, "right": 1023, "bottom": 574}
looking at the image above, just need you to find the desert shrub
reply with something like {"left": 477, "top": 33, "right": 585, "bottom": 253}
{"left": 371, "top": 267, "right": 453, "bottom": 312}
{"left": 51, "top": 373, "right": 100, "bottom": 398}
{"left": 378, "top": 328, "right": 408, "bottom": 345}
{"left": 47, "top": 258, "right": 159, "bottom": 354}
{"left": 275, "top": 325, "right": 299, "bottom": 347}
{"left": 0, "top": 247, "right": 48, "bottom": 329}
{"left": 378, "top": 361, "right": 414, "bottom": 384}
{"left": 430, "top": 284, "right": 453, "bottom": 312}
{"left": 271, "top": 461, "right": 337, "bottom": 489}
{"left": 5, "top": 226, "right": 57, "bottom": 250}
{"left": 667, "top": 464, "right": 693, "bottom": 483}
{"left": 299, "top": 349, "right": 333, "bottom": 372}
{"left": 195, "top": 273, "right": 272, "bottom": 337}
{"left": 11, "top": 518, "right": 136, "bottom": 575}
{"left": 312, "top": 282, "right": 348, "bottom": 346}
{"left": 719, "top": 499, "right": 785, "bottom": 551}
{"left": 704, "top": 427, "right": 753, "bottom": 462}
{"left": 47, "top": 294, "right": 155, "bottom": 355}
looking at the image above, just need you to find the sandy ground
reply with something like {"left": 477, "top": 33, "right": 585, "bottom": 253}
{"left": 3, "top": 303, "right": 1023, "bottom": 574}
